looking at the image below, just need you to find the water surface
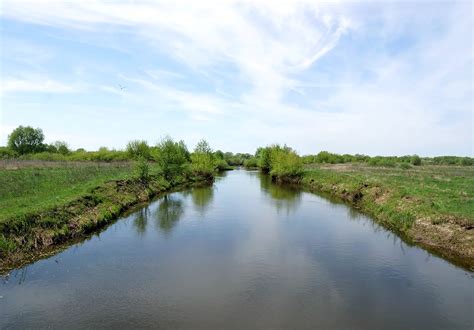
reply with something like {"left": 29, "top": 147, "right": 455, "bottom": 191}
{"left": 1, "top": 170, "right": 472, "bottom": 328}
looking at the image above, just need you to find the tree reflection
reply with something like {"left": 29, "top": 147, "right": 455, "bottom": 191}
{"left": 155, "top": 196, "right": 184, "bottom": 234}
{"left": 190, "top": 185, "right": 214, "bottom": 215}
{"left": 259, "top": 173, "right": 302, "bottom": 214}
{"left": 133, "top": 207, "right": 149, "bottom": 236}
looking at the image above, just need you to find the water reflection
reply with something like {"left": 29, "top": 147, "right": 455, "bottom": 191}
{"left": 259, "top": 174, "right": 301, "bottom": 214}
{"left": 1, "top": 170, "right": 472, "bottom": 329}
{"left": 155, "top": 196, "right": 184, "bottom": 234}
{"left": 133, "top": 207, "right": 149, "bottom": 236}
{"left": 188, "top": 185, "right": 214, "bottom": 215}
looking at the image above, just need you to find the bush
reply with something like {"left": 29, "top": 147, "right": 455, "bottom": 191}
{"left": 270, "top": 149, "right": 304, "bottom": 182}
{"left": 411, "top": 155, "right": 422, "bottom": 166}
{"left": 155, "top": 137, "right": 190, "bottom": 180}
{"left": 461, "top": 157, "right": 473, "bottom": 166}
{"left": 215, "top": 159, "right": 232, "bottom": 171}
{"left": 244, "top": 157, "right": 258, "bottom": 168}
{"left": 399, "top": 162, "right": 412, "bottom": 170}
{"left": 127, "top": 140, "right": 151, "bottom": 160}
{"left": 53, "top": 141, "right": 71, "bottom": 155}
{"left": 190, "top": 139, "right": 215, "bottom": 180}
{"left": 134, "top": 156, "right": 150, "bottom": 182}
{"left": 0, "top": 147, "right": 17, "bottom": 159}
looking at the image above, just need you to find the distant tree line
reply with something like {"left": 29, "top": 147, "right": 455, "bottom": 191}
{"left": 1, "top": 126, "right": 472, "bottom": 171}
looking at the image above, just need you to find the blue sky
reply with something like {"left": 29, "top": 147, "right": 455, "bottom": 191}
{"left": 0, "top": 0, "right": 472, "bottom": 156}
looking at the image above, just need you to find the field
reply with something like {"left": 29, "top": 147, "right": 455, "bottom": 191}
{"left": 0, "top": 161, "right": 136, "bottom": 221}
{"left": 303, "top": 164, "right": 474, "bottom": 225}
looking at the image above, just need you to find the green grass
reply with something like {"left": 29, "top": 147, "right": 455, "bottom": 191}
{"left": 302, "top": 164, "right": 474, "bottom": 227}
{"left": 0, "top": 162, "right": 161, "bottom": 222}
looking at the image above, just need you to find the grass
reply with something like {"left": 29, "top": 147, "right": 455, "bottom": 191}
{"left": 0, "top": 160, "right": 209, "bottom": 271}
{"left": 303, "top": 164, "right": 474, "bottom": 226}
{"left": 0, "top": 162, "right": 139, "bottom": 222}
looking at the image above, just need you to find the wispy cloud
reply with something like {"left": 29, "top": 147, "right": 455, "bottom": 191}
{"left": 0, "top": 0, "right": 472, "bottom": 155}
{"left": 2, "top": 76, "right": 78, "bottom": 94}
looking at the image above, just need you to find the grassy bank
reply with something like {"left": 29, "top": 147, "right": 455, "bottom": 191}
{"left": 300, "top": 164, "right": 474, "bottom": 268}
{"left": 0, "top": 161, "right": 211, "bottom": 272}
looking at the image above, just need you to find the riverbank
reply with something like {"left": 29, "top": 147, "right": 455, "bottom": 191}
{"left": 299, "top": 164, "right": 474, "bottom": 269}
{"left": 0, "top": 162, "right": 209, "bottom": 272}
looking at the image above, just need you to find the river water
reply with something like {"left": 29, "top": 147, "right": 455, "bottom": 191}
{"left": 1, "top": 170, "right": 472, "bottom": 328}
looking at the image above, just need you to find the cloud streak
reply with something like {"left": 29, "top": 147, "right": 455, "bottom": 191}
{"left": 0, "top": 0, "right": 472, "bottom": 155}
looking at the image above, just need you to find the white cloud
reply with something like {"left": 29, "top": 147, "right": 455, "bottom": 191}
{"left": 1, "top": 0, "right": 472, "bottom": 155}
{"left": 2, "top": 77, "right": 77, "bottom": 94}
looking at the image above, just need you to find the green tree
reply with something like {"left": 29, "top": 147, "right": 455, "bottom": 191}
{"left": 155, "top": 136, "right": 190, "bottom": 181}
{"left": 191, "top": 139, "right": 215, "bottom": 179}
{"left": 411, "top": 155, "right": 422, "bottom": 166}
{"left": 126, "top": 140, "right": 151, "bottom": 160}
{"left": 53, "top": 141, "right": 70, "bottom": 155}
{"left": 7, "top": 126, "right": 45, "bottom": 154}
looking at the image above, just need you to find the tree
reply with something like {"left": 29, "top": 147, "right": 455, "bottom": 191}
{"left": 126, "top": 140, "right": 151, "bottom": 160}
{"left": 411, "top": 155, "right": 422, "bottom": 166}
{"left": 7, "top": 126, "right": 45, "bottom": 154}
{"left": 191, "top": 139, "right": 215, "bottom": 179}
{"left": 53, "top": 141, "right": 70, "bottom": 155}
{"left": 155, "top": 136, "right": 190, "bottom": 180}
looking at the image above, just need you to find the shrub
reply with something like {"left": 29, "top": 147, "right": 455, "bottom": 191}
{"left": 190, "top": 139, "right": 215, "bottom": 180}
{"left": 399, "top": 162, "right": 412, "bottom": 170}
{"left": 134, "top": 156, "right": 150, "bottom": 182}
{"left": 244, "top": 157, "right": 258, "bottom": 168}
{"left": 0, "top": 147, "right": 17, "bottom": 159}
{"left": 270, "top": 149, "right": 304, "bottom": 182}
{"left": 411, "top": 155, "right": 422, "bottom": 166}
{"left": 461, "top": 157, "right": 473, "bottom": 166}
{"left": 126, "top": 140, "right": 151, "bottom": 160}
{"left": 256, "top": 147, "right": 273, "bottom": 172}
{"left": 155, "top": 137, "right": 190, "bottom": 180}
{"left": 215, "top": 159, "right": 231, "bottom": 171}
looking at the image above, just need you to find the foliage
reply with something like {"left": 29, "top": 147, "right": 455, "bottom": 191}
{"left": 399, "top": 162, "right": 412, "bottom": 170}
{"left": 190, "top": 139, "right": 215, "bottom": 179}
{"left": 244, "top": 157, "right": 258, "bottom": 168}
{"left": 411, "top": 155, "right": 422, "bottom": 166}
{"left": 155, "top": 137, "right": 190, "bottom": 180}
{"left": 256, "top": 146, "right": 273, "bottom": 172}
{"left": 126, "top": 140, "right": 151, "bottom": 160}
{"left": 7, "top": 126, "right": 45, "bottom": 155}
{"left": 215, "top": 159, "right": 232, "bottom": 171}
{"left": 134, "top": 156, "right": 150, "bottom": 182}
{"left": 254, "top": 144, "right": 304, "bottom": 181}
{"left": 270, "top": 148, "right": 304, "bottom": 182}
{"left": 0, "top": 146, "right": 18, "bottom": 159}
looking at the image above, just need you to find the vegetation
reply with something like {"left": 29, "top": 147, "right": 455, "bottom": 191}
{"left": 8, "top": 126, "right": 45, "bottom": 155}
{"left": 155, "top": 137, "right": 190, "bottom": 181}
{"left": 126, "top": 140, "right": 151, "bottom": 160}
{"left": 134, "top": 156, "right": 150, "bottom": 183}
{"left": 0, "top": 126, "right": 224, "bottom": 268}
{"left": 253, "top": 144, "right": 304, "bottom": 182}
{"left": 1, "top": 124, "right": 472, "bottom": 269}
{"left": 301, "top": 151, "right": 473, "bottom": 167}
{"left": 190, "top": 139, "right": 216, "bottom": 180}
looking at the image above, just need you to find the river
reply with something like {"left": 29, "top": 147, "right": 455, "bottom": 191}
{"left": 1, "top": 170, "right": 472, "bottom": 328}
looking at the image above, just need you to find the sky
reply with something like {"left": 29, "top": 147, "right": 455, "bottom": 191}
{"left": 0, "top": 0, "right": 472, "bottom": 156}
